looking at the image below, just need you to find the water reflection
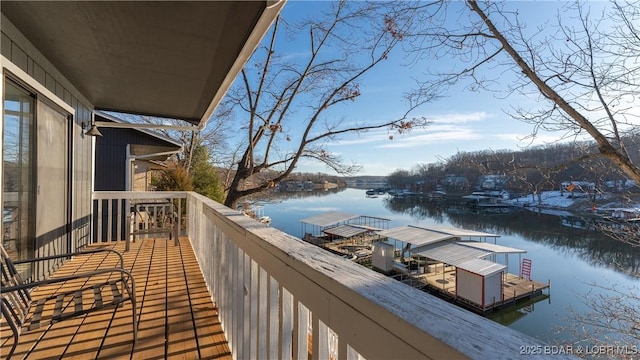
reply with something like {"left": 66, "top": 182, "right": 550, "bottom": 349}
{"left": 261, "top": 188, "right": 638, "bottom": 342}
{"left": 383, "top": 195, "right": 448, "bottom": 223}
{"left": 486, "top": 295, "right": 550, "bottom": 326}
{"left": 255, "top": 186, "right": 347, "bottom": 203}
{"left": 383, "top": 196, "right": 640, "bottom": 278}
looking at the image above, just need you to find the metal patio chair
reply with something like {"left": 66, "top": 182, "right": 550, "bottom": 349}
{"left": 0, "top": 246, "right": 137, "bottom": 359}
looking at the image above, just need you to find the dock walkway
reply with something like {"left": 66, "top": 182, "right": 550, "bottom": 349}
{"left": 403, "top": 267, "right": 549, "bottom": 313}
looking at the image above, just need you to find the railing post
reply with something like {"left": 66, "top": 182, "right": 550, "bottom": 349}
{"left": 107, "top": 199, "right": 113, "bottom": 242}
{"left": 268, "top": 276, "right": 279, "bottom": 360}
{"left": 125, "top": 199, "right": 131, "bottom": 252}
{"left": 172, "top": 200, "right": 179, "bottom": 246}
{"left": 96, "top": 199, "right": 102, "bottom": 244}
{"left": 125, "top": 211, "right": 132, "bottom": 252}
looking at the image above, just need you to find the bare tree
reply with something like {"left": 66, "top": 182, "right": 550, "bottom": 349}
{"left": 395, "top": 2, "right": 640, "bottom": 348}
{"left": 595, "top": 224, "right": 640, "bottom": 248}
{"left": 218, "top": 1, "right": 430, "bottom": 208}
{"left": 562, "top": 280, "right": 640, "bottom": 359}
{"left": 386, "top": 168, "right": 412, "bottom": 190}
{"left": 398, "top": 0, "right": 640, "bottom": 184}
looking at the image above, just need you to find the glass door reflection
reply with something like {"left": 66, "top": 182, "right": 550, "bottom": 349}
{"left": 3, "top": 79, "right": 35, "bottom": 280}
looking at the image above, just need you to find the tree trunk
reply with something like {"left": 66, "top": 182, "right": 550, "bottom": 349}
{"left": 224, "top": 188, "right": 242, "bottom": 210}
{"left": 224, "top": 167, "right": 249, "bottom": 209}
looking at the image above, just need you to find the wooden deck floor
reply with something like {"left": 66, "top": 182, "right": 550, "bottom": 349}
{"left": 1, "top": 238, "right": 231, "bottom": 359}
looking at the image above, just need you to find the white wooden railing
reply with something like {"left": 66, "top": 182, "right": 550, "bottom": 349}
{"left": 91, "top": 191, "right": 187, "bottom": 244}
{"left": 93, "top": 191, "right": 569, "bottom": 360}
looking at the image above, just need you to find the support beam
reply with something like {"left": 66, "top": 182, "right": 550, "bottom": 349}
{"left": 94, "top": 121, "right": 198, "bottom": 131}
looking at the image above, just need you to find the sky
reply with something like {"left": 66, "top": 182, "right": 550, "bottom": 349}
{"left": 220, "top": 1, "right": 623, "bottom": 177}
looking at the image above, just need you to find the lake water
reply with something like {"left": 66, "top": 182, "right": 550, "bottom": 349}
{"left": 256, "top": 187, "right": 639, "bottom": 345}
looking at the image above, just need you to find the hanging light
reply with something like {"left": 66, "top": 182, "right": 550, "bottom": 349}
{"left": 85, "top": 123, "right": 103, "bottom": 137}
{"left": 83, "top": 113, "right": 103, "bottom": 137}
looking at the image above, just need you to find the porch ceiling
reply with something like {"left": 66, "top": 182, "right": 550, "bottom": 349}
{"left": 1, "top": 1, "right": 284, "bottom": 127}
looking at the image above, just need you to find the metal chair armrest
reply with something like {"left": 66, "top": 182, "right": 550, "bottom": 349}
{"left": 1, "top": 267, "right": 134, "bottom": 293}
{"left": 12, "top": 248, "right": 125, "bottom": 269}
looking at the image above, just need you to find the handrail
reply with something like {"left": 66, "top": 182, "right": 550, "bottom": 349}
{"left": 91, "top": 191, "right": 187, "bottom": 200}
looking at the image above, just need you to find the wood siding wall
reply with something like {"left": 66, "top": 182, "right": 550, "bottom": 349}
{"left": 1, "top": 14, "right": 93, "bottom": 274}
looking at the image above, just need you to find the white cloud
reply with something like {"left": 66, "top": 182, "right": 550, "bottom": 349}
{"left": 329, "top": 111, "right": 493, "bottom": 148}
{"left": 379, "top": 128, "right": 482, "bottom": 149}
{"left": 428, "top": 111, "right": 491, "bottom": 124}
{"left": 278, "top": 51, "right": 311, "bottom": 62}
{"left": 329, "top": 128, "right": 395, "bottom": 146}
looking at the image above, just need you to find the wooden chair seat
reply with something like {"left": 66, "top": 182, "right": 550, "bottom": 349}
{"left": 1, "top": 246, "right": 137, "bottom": 359}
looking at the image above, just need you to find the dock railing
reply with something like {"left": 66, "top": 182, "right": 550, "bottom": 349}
{"left": 93, "top": 191, "right": 567, "bottom": 359}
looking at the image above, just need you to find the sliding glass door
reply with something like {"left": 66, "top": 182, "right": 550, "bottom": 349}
{"left": 35, "top": 96, "right": 69, "bottom": 274}
{"left": 3, "top": 79, "right": 35, "bottom": 279}
{"left": 3, "top": 76, "right": 71, "bottom": 280}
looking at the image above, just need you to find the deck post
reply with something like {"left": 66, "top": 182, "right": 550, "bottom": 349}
{"left": 125, "top": 211, "right": 133, "bottom": 252}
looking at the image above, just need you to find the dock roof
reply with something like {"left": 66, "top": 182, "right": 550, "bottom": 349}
{"left": 458, "top": 242, "right": 526, "bottom": 254}
{"left": 300, "top": 211, "right": 360, "bottom": 227}
{"left": 376, "top": 226, "right": 456, "bottom": 247}
{"left": 412, "top": 241, "right": 491, "bottom": 266}
{"left": 376, "top": 225, "right": 498, "bottom": 246}
{"left": 416, "top": 225, "right": 499, "bottom": 239}
{"left": 457, "top": 258, "right": 507, "bottom": 277}
{"left": 323, "top": 224, "right": 372, "bottom": 238}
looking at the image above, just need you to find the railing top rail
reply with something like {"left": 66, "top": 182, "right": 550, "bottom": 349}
{"left": 92, "top": 191, "right": 187, "bottom": 200}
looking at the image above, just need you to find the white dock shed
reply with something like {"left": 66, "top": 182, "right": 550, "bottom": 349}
{"left": 456, "top": 259, "right": 506, "bottom": 308}
{"left": 372, "top": 242, "right": 395, "bottom": 273}
{"left": 411, "top": 242, "right": 507, "bottom": 308}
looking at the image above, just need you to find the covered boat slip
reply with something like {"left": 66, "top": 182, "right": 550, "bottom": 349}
{"left": 300, "top": 212, "right": 391, "bottom": 260}
{"left": 375, "top": 225, "right": 549, "bottom": 313}
{"left": 323, "top": 224, "right": 374, "bottom": 239}
{"left": 377, "top": 224, "right": 500, "bottom": 248}
{"left": 376, "top": 226, "right": 458, "bottom": 248}
{"left": 300, "top": 211, "right": 390, "bottom": 243}
{"left": 301, "top": 212, "right": 361, "bottom": 229}
{"left": 375, "top": 225, "right": 514, "bottom": 270}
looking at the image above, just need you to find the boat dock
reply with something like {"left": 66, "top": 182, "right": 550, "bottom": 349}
{"left": 393, "top": 266, "right": 550, "bottom": 313}
{"left": 375, "top": 225, "right": 550, "bottom": 314}
{"left": 299, "top": 212, "right": 551, "bottom": 315}
{"left": 300, "top": 211, "right": 390, "bottom": 262}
